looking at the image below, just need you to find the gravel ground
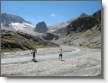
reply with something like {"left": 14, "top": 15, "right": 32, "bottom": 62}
{"left": 1, "top": 46, "right": 101, "bottom": 77}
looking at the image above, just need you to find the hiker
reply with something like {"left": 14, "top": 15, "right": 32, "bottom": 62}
{"left": 59, "top": 48, "right": 63, "bottom": 61}
{"left": 32, "top": 48, "right": 38, "bottom": 62}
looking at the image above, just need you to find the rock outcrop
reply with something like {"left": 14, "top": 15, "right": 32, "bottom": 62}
{"left": 35, "top": 21, "right": 48, "bottom": 33}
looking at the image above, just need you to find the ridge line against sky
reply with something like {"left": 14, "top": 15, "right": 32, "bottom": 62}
{"left": 1, "top": 1, "right": 102, "bottom": 26}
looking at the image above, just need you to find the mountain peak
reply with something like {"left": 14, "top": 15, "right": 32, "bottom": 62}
{"left": 35, "top": 21, "right": 48, "bottom": 33}
{"left": 0, "top": 13, "right": 31, "bottom": 26}
{"left": 80, "top": 13, "right": 88, "bottom": 17}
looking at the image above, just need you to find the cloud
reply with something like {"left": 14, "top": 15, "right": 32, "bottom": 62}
{"left": 50, "top": 14, "right": 55, "bottom": 17}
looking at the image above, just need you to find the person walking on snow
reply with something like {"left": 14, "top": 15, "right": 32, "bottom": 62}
{"left": 32, "top": 48, "right": 38, "bottom": 62}
{"left": 59, "top": 48, "right": 63, "bottom": 61}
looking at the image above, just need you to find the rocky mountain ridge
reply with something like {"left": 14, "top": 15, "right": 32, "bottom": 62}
{"left": 52, "top": 10, "right": 102, "bottom": 48}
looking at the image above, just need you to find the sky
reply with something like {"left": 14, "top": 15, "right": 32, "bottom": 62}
{"left": 1, "top": 1, "right": 102, "bottom": 26}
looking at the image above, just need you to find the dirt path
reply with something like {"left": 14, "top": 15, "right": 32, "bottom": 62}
{"left": 1, "top": 46, "right": 101, "bottom": 77}
{"left": 1, "top": 46, "right": 80, "bottom": 64}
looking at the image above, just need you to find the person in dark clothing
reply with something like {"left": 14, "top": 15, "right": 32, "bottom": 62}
{"left": 32, "top": 49, "right": 38, "bottom": 62}
{"left": 59, "top": 48, "right": 63, "bottom": 61}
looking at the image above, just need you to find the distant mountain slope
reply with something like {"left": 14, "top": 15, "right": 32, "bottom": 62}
{"left": 0, "top": 13, "right": 43, "bottom": 36}
{"left": 48, "top": 19, "right": 72, "bottom": 35}
{"left": 66, "top": 10, "right": 101, "bottom": 33}
{"left": 0, "top": 13, "right": 31, "bottom": 26}
{"left": 53, "top": 10, "right": 102, "bottom": 48}
{"left": 66, "top": 16, "right": 98, "bottom": 34}
{"left": 1, "top": 13, "right": 58, "bottom": 52}
{"left": 48, "top": 13, "right": 88, "bottom": 35}
{"left": 1, "top": 30, "right": 58, "bottom": 52}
